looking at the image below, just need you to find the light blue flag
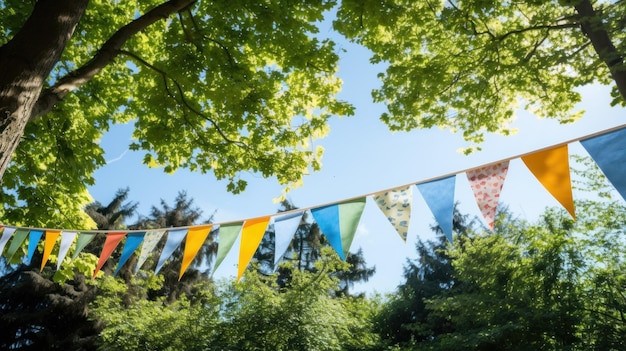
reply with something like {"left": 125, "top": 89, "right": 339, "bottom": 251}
{"left": 26, "top": 230, "right": 44, "bottom": 265}
{"left": 273, "top": 211, "right": 303, "bottom": 267}
{"left": 56, "top": 231, "right": 77, "bottom": 271}
{"left": 581, "top": 127, "right": 626, "bottom": 201}
{"left": 155, "top": 229, "right": 188, "bottom": 274}
{"left": 417, "top": 175, "right": 456, "bottom": 243}
{"left": 311, "top": 204, "right": 343, "bottom": 259}
{"left": 114, "top": 232, "right": 145, "bottom": 276}
{"left": 0, "top": 227, "right": 16, "bottom": 257}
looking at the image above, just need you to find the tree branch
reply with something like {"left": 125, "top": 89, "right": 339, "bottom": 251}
{"left": 30, "top": 0, "right": 197, "bottom": 121}
{"left": 574, "top": 0, "right": 626, "bottom": 101}
{"left": 496, "top": 22, "right": 579, "bottom": 42}
{"left": 118, "top": 50, "right": 248, "bottom": 149}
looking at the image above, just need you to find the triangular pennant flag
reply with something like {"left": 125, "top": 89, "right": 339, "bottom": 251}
{"left": 179, "top": 225, "right": 213, "bottom": 280}
{"left": 581, "top": 127, "right": 626, "bottom": 201}
{"left": 40, "top": 230, "right": 61, "bottom": 271}
{"left": 26, "top": 230, "right": 44, "bottom": 265}
{"left": 71, "top": 233, "right": 96, "bottom": 260}
{"left": 56, "top": 231, "right": 77, "bottom": 271}
{"left": 113, "top": 232, "right": 145, "bottom": 276}
{"left": 417, "top": 175, "right": 456, "bottom": 243}
{"left": 373, "top": 185, "right": 413, "bottom": 242}
{"left": 237, "top": 217, "right": 271, "bottom": 281}
{"left": 154, "top": 229, "right": 188, "bottom": 275}
{"left": 5, "top": 228, "right": 29, "bottom": 261}
{"left": 466, "top": 161, "right": 509, "bottom": 231}
{"left": 311, "top": 197, "right": 366, "bottom": 260}
{"left": 93, "top": 232, "right": 126, "bottom": 278}
{"left": 273, "top": 211, "right": 303, "bottom": 266}
{"left": 134, "top": 230, "right": 166, "bottom": 273}
{"left": 338, "top": 198, "right": 367, "bottom": 258}
{"left": 0, "top": 227, "right": 17, "bottom": 257}
{"left": 521, "top": 145, "right": 575, "bottom": 219}
{"left": 213, "top": 223, "right": 243, "bottom": 274}
{"left": 311, "top": 204, "right": 342, "bottom": 259}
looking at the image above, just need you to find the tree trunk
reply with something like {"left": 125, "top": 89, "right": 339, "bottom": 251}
{"left": 0, "top": 0, "right": 89, "bottom": 182}
{"left": 575, "top": 0, "right": 626, "bottom": 102}
{"left": 0, "top": 0, "right": 196, "bottom": 183}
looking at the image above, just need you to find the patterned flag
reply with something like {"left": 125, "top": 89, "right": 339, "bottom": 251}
{"left": 466, "top": 162, "right": 509, "bottom": 231}
{"left": 373, "top": 185, "right": 412, "bottom": 242}
{"left": 134, "top": 230, "right": 166, "bottom": 273}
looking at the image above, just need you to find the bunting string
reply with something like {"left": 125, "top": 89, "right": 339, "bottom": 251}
{"left": 1, "top": 123, "right": 626, "bottom": 280}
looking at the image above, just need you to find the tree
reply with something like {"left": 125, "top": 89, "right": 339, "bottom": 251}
{"left": 423, "top": 211, "right": 585, "bottom": 350}
{"left": 374, "top": 204, "right": 477, "bottom": 346}
{"left": 85, "top": 188, "right": 138, "bottom": 231}
{"left": 0, "top": 269, "right": 103, "bottom": 350}
{"left": 91, "top": 275, "right": 220, "bottom": 351}
{"left": 0, "top": 187, "right": 139, "bottom": 350}
{"left": 0, "top": 0, "right": 353, "bottom": 229}
{"left": 91, "top": 249, "right": 381, "bottom": 351}
{"left": 407, "top": 201, "right": 625, "bottom": 350}
{"left": 335, "top": 0, "right": 626, "bottom": 151}
{"left": 3, "top": 1, "right": 625, "bottom": 230}
{"left": 217, "top": 249, "right": 380, "bottom": 351}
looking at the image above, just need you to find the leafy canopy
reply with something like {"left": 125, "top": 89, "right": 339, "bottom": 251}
{"left": 3, "top": 0, "right": 625, "bottom": 229}
{"left": 335, "top": 0, "right": 626, "bottom": 151}
{"left": 0, "top": 0, "right": 353, "bottom": 228}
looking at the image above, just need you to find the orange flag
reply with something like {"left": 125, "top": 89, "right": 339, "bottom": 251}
{"left": 179, "top": 225, "right": 213, "bottom": 280}
{"left": 93, "top": 232, "right": 126, "bottom": 278}
{"left": 40, "top": 230, "right": 61, "bottom": 271}
{"left": 237, "top": 216, "right": 270, "bottom": 281}
{"left": 521, "top": 145, "right": 575, "bottom": 219}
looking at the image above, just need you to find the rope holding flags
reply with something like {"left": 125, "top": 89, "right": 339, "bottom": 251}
{"left": 1, "top": 124, "right": 626, "bottom": 281}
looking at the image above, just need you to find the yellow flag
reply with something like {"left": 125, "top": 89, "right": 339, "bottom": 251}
{"left": 179, "top": 225, "right": 213, "bottom": 280}
{"left": 522, "top": 145, "right": 575, "bottom": 219}
{"left": 40, "top": 230, "right": 61, "bottom": 271}
{"left": 237, "top": 216, "right": 270, "bottom": 281}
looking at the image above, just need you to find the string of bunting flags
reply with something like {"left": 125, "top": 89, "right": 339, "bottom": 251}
{"left": 1, "top": 124, "right": 626, "bottom": 282}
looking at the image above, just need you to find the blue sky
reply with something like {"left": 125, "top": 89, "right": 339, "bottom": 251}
{"left": 89, "top": 34, "right": 626, "bottom": 295}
